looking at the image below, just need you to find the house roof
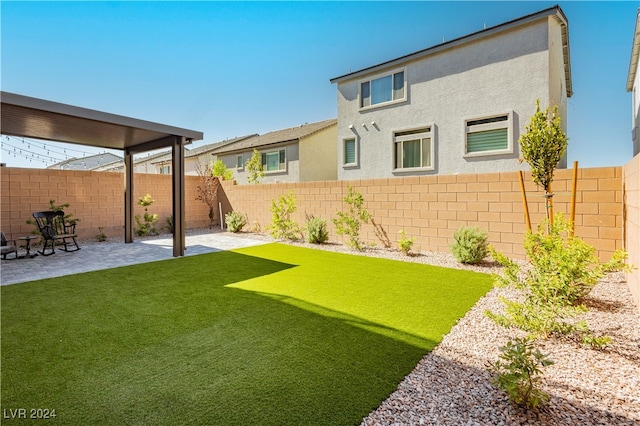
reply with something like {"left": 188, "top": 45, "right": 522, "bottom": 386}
{"left": 210, "top": 119, "right": 337, "bottom": 155}
{"left": 330, "top": 5, "right": 572, "bottom": 97}
{"left": 627, "top": 9, "right": 640, "bottom": 92}
{"left": 185, "top": 134, "right": 257, "bottom": 158}
{"left": 48, "top": 152, "right": 123, "bottom": 170}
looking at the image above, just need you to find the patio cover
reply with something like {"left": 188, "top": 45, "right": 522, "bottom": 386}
{"left": 1, "top": 91, "right": 204, "bottom": 257}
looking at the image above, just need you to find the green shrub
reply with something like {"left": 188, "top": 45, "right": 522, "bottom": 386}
{"left": 95, "top": 227, "right": 107, "bottom": 242}
{"left": 165, "top": 215, "right": 174, "bottom": 233}
{"left": 450, "top": 226, "right": 488, "bottom": 264}
{"left": 135, "top": 194, "right": 159, "bottom": 237}
{"left": 306, "top": 215, "right": 328, "bottom": 244}
{"left": 246, "top": 149, "right": 265, "bottom": 184}
{"left": 398, "top": 230, "right": 415, "bottom": 255}
{"left": 487, "top": 337, "right": 554, "bottom": 409}
{"left": 333, "top": 186, "right": 371, "bottom": 251}
{"left": 212, "top": 159, "right": 233, "bottom": 181}
{"left": 267, "top": 192, "right": 302, "bottom": 241}
{"left": 486, "top": 214, "right": 629, "bottom": 339}
{"left": 225, "top": 211, "right": 247, "bottom": 233}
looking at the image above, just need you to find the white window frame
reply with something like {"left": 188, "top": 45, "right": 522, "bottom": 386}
{"left": 261, "top": 148, "right": 287, "bottom": 173}
{"left": 159, "top": 165, "right": 171, "bottom": 174}
{"left": 463, "top": 111, "right": 513, "bottom": 157}
{"left": 392, "top": 125, "right": 435, "bottom": 172}
{"left": 342, "top": 137, "right": 358, "bottom": 167}
{"left": 236, "top": 154, "right": 244, "bottom": 170}
{"left": 359, "top": 67, "right": 407, "bottom": 111}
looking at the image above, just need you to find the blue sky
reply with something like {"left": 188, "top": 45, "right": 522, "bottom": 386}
{"left": 1, "top": 1, "right": 637, "bottom": 169}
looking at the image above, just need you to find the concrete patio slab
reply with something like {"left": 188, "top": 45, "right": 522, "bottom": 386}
{"left": 0, "top": 231, "right": 269, "bottom": 286}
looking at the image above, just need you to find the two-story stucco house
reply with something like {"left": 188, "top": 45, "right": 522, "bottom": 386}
{"left": 330, "top": 5, "right": 572, "bottom": 180}
{"left": 628, "top": 8, "right": 640, "bottom": 157}
{"left": 210, "top": 119, "right": 337, "bottom": 184}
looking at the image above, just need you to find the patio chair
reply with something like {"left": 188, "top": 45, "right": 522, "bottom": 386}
{"left": 32, "top": 211, "right": 80, "bottom": 256}
{"left": 1, "top": 232, "right": 19, "bottom": 260}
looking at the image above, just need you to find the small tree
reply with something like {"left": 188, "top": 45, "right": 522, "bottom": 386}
{"left": 246, "top": 149, "right": 265, "bottom": 184}
{"left": 135, "top": 193, "right": 159, "bottom": 236}
{"left": 212, "top": 159, "right": 234, "bottom": 181}
{"left": 195, "top": 161, "right": 221, "bottom": 228}
{"left": 519, "top": 100, "right": 568, "bottom": 226}
{"left": 267, "top": 191, "right": 302, "bottom": 240}
{"left": 333, "top": 186, "right": 371, "bottom": 251}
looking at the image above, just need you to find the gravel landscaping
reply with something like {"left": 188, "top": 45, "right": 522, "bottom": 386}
{"left": 226, "top": 231, "right": 640, "bottom": 426}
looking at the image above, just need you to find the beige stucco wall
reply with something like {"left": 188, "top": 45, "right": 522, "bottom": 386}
{"left": 336, "top": 18, "right": 566, "bottom": 180}
{"left": 299, "top": 124, "right": 338, "bottom": 182}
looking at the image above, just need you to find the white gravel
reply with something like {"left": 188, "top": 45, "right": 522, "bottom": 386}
{"left": 226, "top": 231, "right": 640, "bottom": 426}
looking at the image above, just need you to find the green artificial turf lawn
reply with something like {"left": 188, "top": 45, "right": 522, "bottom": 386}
{"left": 1, "top": 243, "right": 492, "bottom": 425}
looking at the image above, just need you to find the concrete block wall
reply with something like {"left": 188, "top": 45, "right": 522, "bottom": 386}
{"left": 623, "top": 155, "right": 640, "bottom": 312}
{"left": 220, "top": 166, "right": 624, "bottom": 262}
{"left": 0, "top": 167, "right": 210, "bottom": 241}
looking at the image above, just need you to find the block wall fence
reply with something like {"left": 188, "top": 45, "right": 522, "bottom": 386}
{"left": 1, "top": 159, "right": 638, "bottom": 311}
{"left": 219, "top": 167, "right": 625, "bottom": 261}
{"left": 0, "top": 167, "right": 210, "bottom": 241}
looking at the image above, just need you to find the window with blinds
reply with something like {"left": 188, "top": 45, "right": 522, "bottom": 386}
{"left": 343, "top": 138, "right": 356, "bottom": 166}
{"left": 465, "top": 114, "right": 511, "bottom": 155}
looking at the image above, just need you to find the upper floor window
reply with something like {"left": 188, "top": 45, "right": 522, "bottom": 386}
{"left": 236, "top": 155, "right": 244, "bottom": 170}
{"left": 159, "top": 165, "right": 171, "bottom": 174}
{"left": 360, "top": 69, "right": 406, "bottom": 109}
{"left": 393, "top": 127, "right": 433, "bottom": 171}
{"left": 464, "top": 113, "right": 512, "bottom": 156}
{"left": 261, "top": 149, "right": 286, "bottom": 172}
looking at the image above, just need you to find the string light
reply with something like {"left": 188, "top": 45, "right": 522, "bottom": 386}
{"left": 0, "top": 135, "right": 118, "bottom": 168}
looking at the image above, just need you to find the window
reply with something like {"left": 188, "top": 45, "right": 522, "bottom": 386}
{"left": 465, "top": 113, "right": 511, "bottom": 155}
{"left": 393, "top": 127, "right": 432, "bottom": 170}
{"left": 343, "top": 138, "right": 357, "bottom": 166}
{"left": 159, "top": 165, "right": 171, "bottom": 174}
{"left": 261, "top": 149, "right": 286, "bottom": 172}
{"left": 236, "top": 155, "right": 243, "bottom": 170}
{"left": 360, "top": 69, "right": 405, "bottom": 109}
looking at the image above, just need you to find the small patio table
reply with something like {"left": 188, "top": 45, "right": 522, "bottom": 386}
{"left": 18, "top": 236, "right": 38, "bottom": 258}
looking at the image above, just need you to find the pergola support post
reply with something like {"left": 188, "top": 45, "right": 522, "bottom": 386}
{"left": 124, "top": 149, "right": 134, "bottom": 243}
{"left": 172, "top": 137, "right": 186, "bottom": 257}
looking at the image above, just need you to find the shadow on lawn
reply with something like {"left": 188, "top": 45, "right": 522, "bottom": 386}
{"left": 1, "top": 251, "right": 430, "bottom": 426}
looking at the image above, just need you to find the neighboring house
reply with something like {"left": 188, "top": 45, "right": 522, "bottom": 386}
{"left": 48, "top": 152, "right": 122, "bottom": 170}
{"left": 185, "top": 134, "right": 257, "bottom": 175}
{"left": 210, "top": 119, "right": 337, "bottom": 184}
{"left": 330, "top": 5, "right": 572, "bottom": 180}
{"left": 131, "top": 150, "right": 172, "bottom": 174}
{"left": 628, "top": 8, "right": 640, "bottom": 157}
